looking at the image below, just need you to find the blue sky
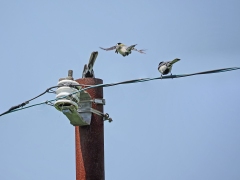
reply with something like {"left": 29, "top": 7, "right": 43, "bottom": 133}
{"left": 0, "top": 0, "right": 240, "bottom": 179}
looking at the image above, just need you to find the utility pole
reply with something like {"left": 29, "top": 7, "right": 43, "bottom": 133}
{"left": 74, "top": 52, "right": 105, "bottom": 180}
{"left": 75, "top": 78, "right": 104, "bottom": 180}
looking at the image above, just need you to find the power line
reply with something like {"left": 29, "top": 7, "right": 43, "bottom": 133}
{"left": 0, "top": 85, "right": 62, "bottom": 117}
{"left": 1, "top": 67, "right": 240, "bottom": 117}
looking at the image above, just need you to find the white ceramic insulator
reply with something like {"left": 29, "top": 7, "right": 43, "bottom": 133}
{"left": 54, "top": 79, "right": 81, "bottom": 111}
{"left": 57, "top": 79, "right": 81, "bottom": 90}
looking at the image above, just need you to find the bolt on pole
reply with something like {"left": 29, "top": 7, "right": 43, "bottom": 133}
{"left": 74, "top": 77, "right": 105, "bottom": 180}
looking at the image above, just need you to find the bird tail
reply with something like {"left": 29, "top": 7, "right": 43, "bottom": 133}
{"left": 136, "top": 49, "right": 147, "bottom": 54}
{"left": 170, "top": 58, "right": 180, "bottom": 65}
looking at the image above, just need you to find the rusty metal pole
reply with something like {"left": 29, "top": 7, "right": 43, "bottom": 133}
{"left": 75, "top": 78, "right": 104, "bottom": 180}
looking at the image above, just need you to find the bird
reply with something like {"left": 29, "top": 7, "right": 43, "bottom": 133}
{"left": 99, "top": 43, "right": 146, "bottom": 57}
{"left": 158, "top": 58, "right": 180, "bottom": 78}
{"left": 82, "top": 51, "right": 98, "bottom": 78}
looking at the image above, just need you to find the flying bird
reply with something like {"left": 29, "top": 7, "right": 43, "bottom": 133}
{"left": 158, "top": 58, "right": 181, "bottom": 78}
{"left": 100, "top": 43, "right": 146, "bottom": 57}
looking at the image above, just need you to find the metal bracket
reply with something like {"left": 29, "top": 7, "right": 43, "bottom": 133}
{"left": 93, "top": 99, "right": 105, "bottom": 105}
{"left": 80, "top": 98, "right": 105, "bottom": 105}
{"left": 61, "top": 105, "right": 91, "bottom": 126}
{"left": 78, "top": 98, "right": 112, "bottom": 123}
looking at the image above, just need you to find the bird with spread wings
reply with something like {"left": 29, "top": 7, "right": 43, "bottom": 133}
{"left": 100, "top": 43, "right": 146, "bottom": 57}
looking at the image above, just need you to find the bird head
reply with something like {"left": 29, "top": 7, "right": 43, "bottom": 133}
{"left": 116, "top": 43, "right": 123, "bottom": 46}
{"left": 158, "top": 61, "right": 164, "bottom": 66}
{"left": 158, "top": 61, "right": 164, "bottom": 69}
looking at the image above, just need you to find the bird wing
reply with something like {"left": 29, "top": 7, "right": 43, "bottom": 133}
{"left": 126, "top": 44, "right": 137, "bottom": 51}
{"left": 169, "top": 58, "right": 180, "bottom": 65}
{"left": 132, "top": 48, "right": 147, "bottom": 54}
{"left": 88, "top": 51, "right": 98, "bottom": 71}
{"left": 99, "top": 46, "right": 116, "bottom": 51}
{"left": 158, "top": 64, "right": 168, "bottom": 74}
{"left": 82, "top": 64, "right": 88, "bottom": 78}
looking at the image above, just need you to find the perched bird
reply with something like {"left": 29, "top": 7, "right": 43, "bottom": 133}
{"left": 82, "top": 51, "right": 98, "bottom": 78}
{"left": 100, "top": 43, "right": 146, "bottom": 57}
{"left": 158, "top": 58, "right": 180, "bottom": 77}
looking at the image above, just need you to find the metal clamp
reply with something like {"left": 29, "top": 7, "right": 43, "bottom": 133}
{"left": 78, "top": 107, "right": 112, "bottom": 123}
{"left": 93, "top": 99, "right": 105, "bottom": 105}
{"left": 91, "top": 109, "right": 112, "bottom": 123}
{"left": 80, "top": 98, "right": 105, "bottom": 105}
{"left": 103, "top": 113, "right": 113, "bottom": 123}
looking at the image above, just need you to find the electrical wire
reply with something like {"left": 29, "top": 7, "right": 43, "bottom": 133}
{"left": 1, "top": 67, "right": 240, "bottom": 117}
{"left": 0, "top": 85, "right": 61, "bottom": 116}
{"left": 0, "top": 82, "right": 92, "bottom": 116}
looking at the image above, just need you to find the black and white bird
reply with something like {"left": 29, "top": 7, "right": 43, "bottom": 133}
{"left": 158, "top": 58, "right": 181, "bottom": 77}
{"left": 82, "top": 51, "right": 98, "bottom": 78}
{"left": 100, "top": 43, "right": 146, "bottom": 57}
